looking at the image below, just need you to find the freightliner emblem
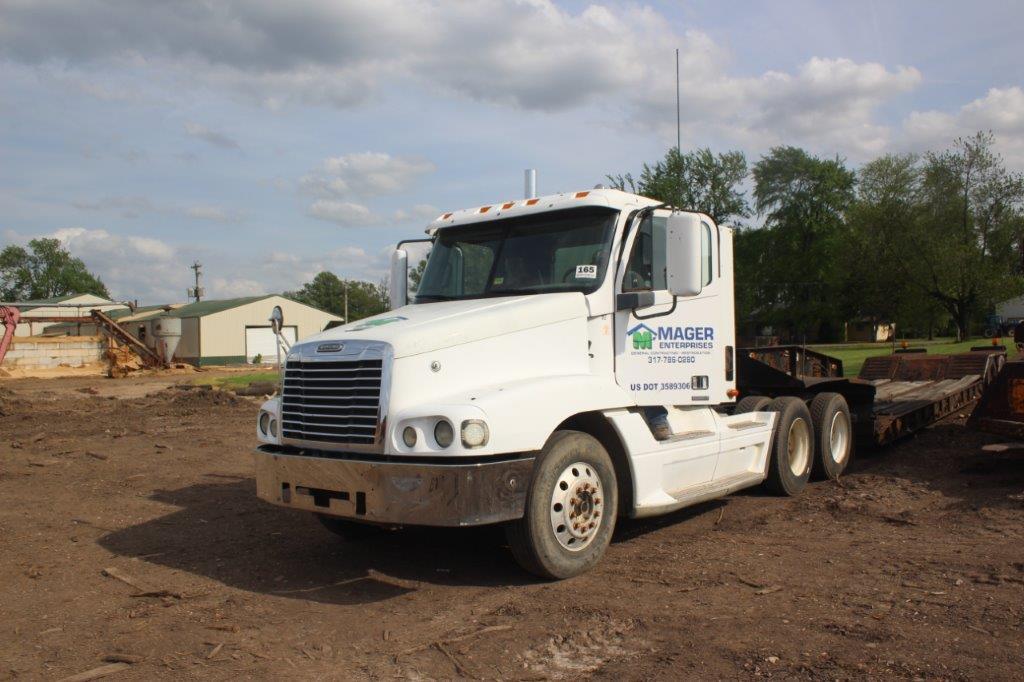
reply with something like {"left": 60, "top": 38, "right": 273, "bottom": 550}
{"left": 317, "top": 342, "right": 344, "bottom": 353}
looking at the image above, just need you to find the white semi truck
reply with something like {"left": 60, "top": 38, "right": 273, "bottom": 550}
{"left": 253, "top": 188, "right": 852, "bottom": 579}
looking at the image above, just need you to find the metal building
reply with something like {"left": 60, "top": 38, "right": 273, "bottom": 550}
{"left": 124, "top": 295, "right": 342, "bottom": 366}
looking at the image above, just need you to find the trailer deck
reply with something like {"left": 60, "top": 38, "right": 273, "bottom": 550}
{"left": 737, "top": 345, "right": 1006, "bottom": 447}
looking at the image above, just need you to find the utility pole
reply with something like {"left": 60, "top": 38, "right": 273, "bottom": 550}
{"left": 344, "top": 281, "right": 349, "bottom": 322}
{"left": 188, "top": 261, "right": 204, "bottom": 302}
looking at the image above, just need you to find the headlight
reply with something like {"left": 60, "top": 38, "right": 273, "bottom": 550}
{"left": 269, "top": 419, "right": 278, "bottom": 438}
{"left": 461, "top": 420, "right": 489, "bottom": 448}
{"left": 259, "top": 412, "right": 271, "bottom": 435}
{"left": 434, "top": 419, "right": 454, "bottom": 448}
{"left": 402, "top": 426, "right": 417, "bottom": 448}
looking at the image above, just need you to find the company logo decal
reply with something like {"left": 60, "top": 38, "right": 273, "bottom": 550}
{"left": 350, "top": 315, "right": 407, "bottom": 331}
{"left": 626, "top": 323, "right": 714, "bottom": 351}
{"left": 317, "top": 342, "right": 344, "bottom": 353}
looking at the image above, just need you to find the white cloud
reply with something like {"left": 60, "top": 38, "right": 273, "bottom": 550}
{"left": 301, "top": 152, "right": 435, "bottom": 198}
{"left": 903, "top": 87, "right": 1024, "bottom": 167}
{"left": 45, "top": 227, "right": 182, "bottom": 301}
{"left": 183, "top": 121, "right": 241, "bottom": 150}
{"left": 6, "top": 225, "right": 393, "bottom": 303}
{"left": 393, "top": 203, "right": 440, "bottom": 222}
{"left": 71, "top": 195, "right": 155, "bottom": 219}
{"left": 307, "top": 199, "right": 379, "bottom": 227}
{"left": 210, "top": 277, "right": 264, "bottom": 298}
{"left": 0, "top": 1, "right": 925, "bottom": 156}
{"left": 69, "top": 194, "right": 243, "bottom": 223}
{"left": 185, "top": 205, "right": 243, "bottom": 223}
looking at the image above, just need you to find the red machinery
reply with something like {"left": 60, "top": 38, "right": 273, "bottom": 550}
{"left": 0, "top": 306, "right": 21, "bottom": 366}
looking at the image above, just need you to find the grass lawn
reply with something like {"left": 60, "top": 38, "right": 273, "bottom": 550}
{"left": 195, "top": 370, "right": 280, "bottom": 389}
{"left": 809, "top": 338, "right": 1015, "bottom": 377}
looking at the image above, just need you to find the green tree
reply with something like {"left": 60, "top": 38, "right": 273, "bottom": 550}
{"left": 0, "top": 238, "right": 109, "bottom": 300}
{"left": 752, "top": 147, "right": 856, "bottom": 341}
{"left": 608, "top": 147, "right": 750, "bottom": 224}
{"left": 409, "top": 258, "right": 428, "bottom": 293}
{"left": 910, "top": 132, "right": 1024, "bottom": 339}
{"left": 286, "top": 271, "right": 389, "bottom": 322}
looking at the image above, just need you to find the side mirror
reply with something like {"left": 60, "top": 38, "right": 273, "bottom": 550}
{"left": 665, "top": 212, "right": 703, "bottom": 297}
{"left": 269, "top": 305, "right": 284, "bottom": 333}
{"left": 390, "top": 248, "right": 408, "bottom": 310}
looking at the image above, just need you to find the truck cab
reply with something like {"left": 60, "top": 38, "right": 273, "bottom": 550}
{"left": 254, "top": 188, "right": 824, "bottom": 578}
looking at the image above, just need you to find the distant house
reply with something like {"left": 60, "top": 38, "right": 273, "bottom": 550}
{"left": 845, "top": 318, "right": 894, "bottom": 343}
{"left": 14, "top": 293, "right": 127, "bottom": 337}
{"left": 996, "top": 296, "right": 1024, "bottom": 320}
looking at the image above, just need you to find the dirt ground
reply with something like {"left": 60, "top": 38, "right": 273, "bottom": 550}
{"left": 0, "top": 375, "right": 1022, "bottom": 681}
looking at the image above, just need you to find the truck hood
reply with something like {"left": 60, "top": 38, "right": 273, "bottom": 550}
{"left": 301, "top": 292, "right": 589, "bottom": 359}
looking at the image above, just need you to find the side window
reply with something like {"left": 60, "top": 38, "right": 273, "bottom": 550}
{"left": 624, "top": 216, "right": 667, "bottom": 291}
{"left": 701, "top": 222, "right": 713, "bottom": 286}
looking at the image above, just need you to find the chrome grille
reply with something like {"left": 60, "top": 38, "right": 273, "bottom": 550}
{"left": 281, "top": 358, "right": 383, "bottom": 445}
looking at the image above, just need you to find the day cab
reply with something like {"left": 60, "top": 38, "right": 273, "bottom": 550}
{"left": 253, "top": 188, "right": 827, "bottom": 578}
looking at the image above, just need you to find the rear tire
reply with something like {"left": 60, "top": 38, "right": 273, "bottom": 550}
{"left": 809, "top": 392, "right": 852, "bottom": 480}
{"left": 735, "top": 396, "right": 771, "bottom": 414}
{"left": 505, "top": 430, "right": 618, "bottom": 580}
{"left": 764, "top": 397, "right": 813, "bottom": 496}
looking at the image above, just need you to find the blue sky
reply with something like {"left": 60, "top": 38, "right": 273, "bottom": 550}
{"left": 2, "top": 0, "right": 1022, "bottom": 303}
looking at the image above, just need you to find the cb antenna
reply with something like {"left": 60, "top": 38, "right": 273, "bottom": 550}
{"left": 674, "top": 48, "right": 682, "bottom": 210}
{"left": 675, "top": 48, "right": 681, "bottom": 155}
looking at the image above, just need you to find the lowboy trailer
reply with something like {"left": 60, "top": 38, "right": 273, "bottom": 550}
{"left": 737, "top": 345, "right": 1006, "bottom": 448}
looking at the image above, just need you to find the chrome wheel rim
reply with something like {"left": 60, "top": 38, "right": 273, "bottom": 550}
{"left": 549, "top": 462, "right": 603, "bottom": 552}
{"left": 829, "top": 411, "right": 851, "bottom": 464}
{"left": 787, "top": 418, "right": 811, "bottom": 476}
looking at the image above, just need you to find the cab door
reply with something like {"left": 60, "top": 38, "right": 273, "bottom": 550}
{"left": 613, "top": 209, "right": 728, "bottom": 407}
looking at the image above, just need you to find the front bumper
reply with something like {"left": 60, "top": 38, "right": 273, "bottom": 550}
{"left": 253, "top": 445, "right": 534, "bottom": 527}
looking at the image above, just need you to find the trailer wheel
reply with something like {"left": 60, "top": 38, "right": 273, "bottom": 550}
{"left": 764, "top": 397, "right": 813, "bottom": 496}
{"left": 505, "top": 430, "right": 618, "bottom": 580}
{"left": 734, "top": 396, "right": 771, "bottom": 414}
{"left": 809, "top": 392, "right": 853, "bottom": 480}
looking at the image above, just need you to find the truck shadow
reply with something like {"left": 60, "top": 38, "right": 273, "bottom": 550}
{"left": 840, "top": 421, "right": 1024, "bottom": 512}
{"left": 612, "top": 499, "right": 726, "bottom": 543}
{"left": 98, "top": 476, "right": 532, "bottom": 606}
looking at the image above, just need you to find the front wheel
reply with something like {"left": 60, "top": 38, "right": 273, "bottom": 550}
{"left": 505, "top": 431, "right": 618, "bottom": 579}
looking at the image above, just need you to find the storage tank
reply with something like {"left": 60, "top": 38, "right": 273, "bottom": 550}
{"left": 153, "top": 315, "right": 182, "bottom": 362}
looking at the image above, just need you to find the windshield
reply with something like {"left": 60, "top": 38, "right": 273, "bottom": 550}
{"left": 415, "top": 207, "right": 619, "bottom": 302}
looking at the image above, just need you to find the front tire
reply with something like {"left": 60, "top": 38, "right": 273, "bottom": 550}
{"left": 505, "top": 431, "right": 618, "bottom": 579}
{"left": 764, "top": 397, "right": 813, "bottom": 496}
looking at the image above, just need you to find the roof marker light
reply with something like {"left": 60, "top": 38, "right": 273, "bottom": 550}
{"left": 525, "top": 198, "right": 539, "bottom": 205}
{"left": 479, "top": 206, "right": 491, "bottom": 213}
{"left": 441, "top": 212, "right": 452, "bottom": 220}
{"left": 502, "top": 202, "right": 515, "bottom": 209}
{"left": 575, "top": 191, "right": 590, "bottom": 199}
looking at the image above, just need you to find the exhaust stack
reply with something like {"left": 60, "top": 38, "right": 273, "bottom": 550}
{"left": 524, "top": 169, "right": 537, "bottom": 199}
